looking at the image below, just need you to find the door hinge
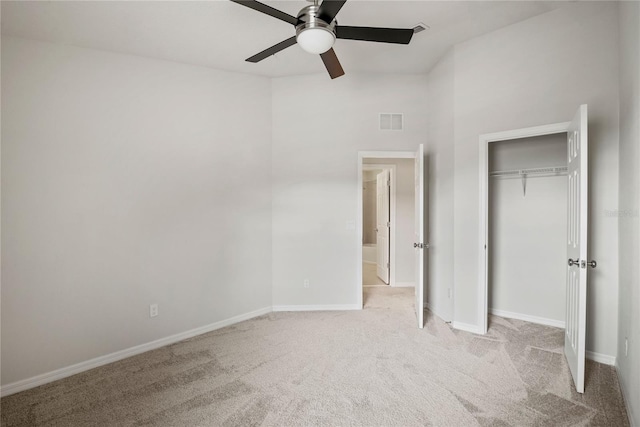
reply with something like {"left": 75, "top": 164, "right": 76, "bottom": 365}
{"left": 387, "top": 262, "right": 390, "bottom": 268}
{"left": 386, "top": 221, "right": 391, "bottom": 227}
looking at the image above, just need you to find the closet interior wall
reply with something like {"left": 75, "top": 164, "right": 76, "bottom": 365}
{"left": 489, "top": 133, "right": 568, "bottom": 325}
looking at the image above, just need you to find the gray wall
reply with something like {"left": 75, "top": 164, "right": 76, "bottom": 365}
{"left": 425, "top": 50, "right": 455, "bottom": 322}
{"left": 617, "top": 1, "right": 640, "bottom": 425}
{"left": 489, "top": 135, "right": 567, "bottom": 324}
{"left": 1, "top": 37, "right": 273, "bottom": 385}
{"left": 271, "top": 73, "right": 428, "bottom": 307}
{"left": 427, "top": 2, "right": 620, "bottom": 359}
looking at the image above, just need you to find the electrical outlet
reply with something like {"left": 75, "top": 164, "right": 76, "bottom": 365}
{"left": 150, "top": 304, "right": 158, "bottom": 318}
{"left": 303, "top": 279, "right": 310, "bottom": 288}
{"left": 625, "top": 337, "right": 628, "bottom": 357}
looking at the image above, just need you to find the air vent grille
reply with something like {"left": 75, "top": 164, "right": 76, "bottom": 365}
{"left": 379, "top": 113, "right": 403, "bottom": 131}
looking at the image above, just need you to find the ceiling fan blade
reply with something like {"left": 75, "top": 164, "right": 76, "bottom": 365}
{"left": 320, "top": 48, "right": 345, "bottom": 79}
{"left": 230, "top": 0, "right": 298, "bottom": 26}
{"left": 317, "top": 0, "right": 347, "bottom": 24}
{"left": 246, "top": 36, "right": 297, "bottom": 63}
{"left": 336, "top": 26, "right": 414, "bottom": 44}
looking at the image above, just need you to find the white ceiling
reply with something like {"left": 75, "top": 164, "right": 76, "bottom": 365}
{"left": 1, "top": 1, "right": 569, "bottom": 77}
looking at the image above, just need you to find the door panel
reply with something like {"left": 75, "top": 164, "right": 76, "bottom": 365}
{"left": 565, "top": 104, "right": 588, "bottom": 393}
{"left": 415, "top": 144, "right": 425, "bottom": 328}
{"left": 376, "top": 170, "right": 390, "bottom": 283}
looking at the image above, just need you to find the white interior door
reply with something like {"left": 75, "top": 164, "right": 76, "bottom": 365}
{"left": 376, "top": 170, "right": 390, "bottom": 284}
{"left": 414, "top": 144, "right": 425, "bottom": 328}
{"left": 565, "top": 104, "right": 589, "bottom": 393}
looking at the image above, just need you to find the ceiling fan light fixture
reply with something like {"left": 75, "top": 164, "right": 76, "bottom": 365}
{"left": 296, "top": 25, "right": 336, "bottom": 54}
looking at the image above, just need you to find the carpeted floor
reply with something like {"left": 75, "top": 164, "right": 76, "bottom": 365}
{"left": 1, "top": 287, "right": 629, "bottom": 426}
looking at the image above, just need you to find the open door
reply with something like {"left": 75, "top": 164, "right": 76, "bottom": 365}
{"left": 565, "top": 104, "right": 589, "bottom": 393}
{"left": 376, "top": 170, "right": 390, "bottom": 284}
{"left": 414, "top": 144, "right": 425, "bottom": 328}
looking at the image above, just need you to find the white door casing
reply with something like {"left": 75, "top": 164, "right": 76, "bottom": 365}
{"left": 414, "top": 144, "right": 425, "bottom": 328}
{"left": 565, "top": 104, "right": 589, "bottom": 394}
{"left": 376, "top": 170, "right": 390, "bottom": 284}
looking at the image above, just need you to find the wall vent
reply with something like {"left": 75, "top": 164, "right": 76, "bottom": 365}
{"left": 379, "top": 113, "right": 403, "bottom": 131}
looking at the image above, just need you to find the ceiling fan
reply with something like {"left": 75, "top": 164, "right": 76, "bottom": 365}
{"left": 230, "top": 0, "right": 417, "bottom": 79}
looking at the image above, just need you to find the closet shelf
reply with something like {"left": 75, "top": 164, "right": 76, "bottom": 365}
{"left": 490, "top": 166, "right": 567, "bottom": 197}
{"left": 490, "top": 166, "right": 567, "bottom": 178}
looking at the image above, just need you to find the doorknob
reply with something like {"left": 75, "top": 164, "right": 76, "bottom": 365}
{"left": 568, "top": 258, "right": 579, "bottom": 267}
{"left": 584, "top": 260, "right": 597, "bottom": 269}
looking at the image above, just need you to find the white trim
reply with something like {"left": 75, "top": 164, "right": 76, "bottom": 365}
{"left": 480, "top": 122, "right": 572, "bottom": 144}
{"left": 363, "top": 164, "right": 397, "bottom": 287}
{"left": 451, "top": 321, "right": 485, "bottom": 335}
{"left": 478, "top": 121, "right": 572, "bottom": 335}
{"left": 359, "top": 151, "right": 415, "bottom": 159}
{"left": 393, "top": 281, "right": 415, "bottom": 287}
{"left": 0, "top": 306, "right": 272, "bottom": 397}
{"left": 489, "top": 308, "right": 565, "bottom": 329}
{"left": 357, "top": 150, "right": 415, "bottom": 309}
{"left": 586, "top": 351, "right": 616, "bottom": 366}
{"left": 272, "top": 304, "right": 361, "bottom": 312}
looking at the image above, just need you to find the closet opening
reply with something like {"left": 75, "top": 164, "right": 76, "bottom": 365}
{"left": 487, "top": 133, "right": 568, "bottom": 329}
{"left": 478, "top": 106, "right": 590, "bottom": 392}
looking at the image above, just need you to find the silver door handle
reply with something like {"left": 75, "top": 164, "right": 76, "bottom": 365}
{"left": 586, "top": 260, "right": 597, "bottom": 269}
{"left": 568, "top": 258, "right": 579, "bottom": 267}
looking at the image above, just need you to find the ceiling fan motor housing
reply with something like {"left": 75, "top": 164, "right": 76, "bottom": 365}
{"left": 295, "top": 5, "right": 336, "bottom": 54}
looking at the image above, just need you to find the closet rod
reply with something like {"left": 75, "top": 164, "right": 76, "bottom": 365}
{"left": 489, "top": 166, "right": 567, "bottom": 178}
{"left": 490, "top": 166, "right": 567, "bottom": 197}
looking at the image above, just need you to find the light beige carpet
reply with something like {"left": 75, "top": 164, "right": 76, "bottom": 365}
{"left": 1, "top": 287, "right": 629, "bottom": 426}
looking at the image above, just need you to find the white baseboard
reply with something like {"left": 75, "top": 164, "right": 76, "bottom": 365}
{"left": 393, "top": 282, "right": 415, "bottom": 288}
{"left": 489, "top": 308, "right": 565, "bottom": 329}
{"left": 586, "top": 351, "right": 616, "bottom": 366}
{"left": 452, "top": 321, "right": 485, "bottom": 335}
{"left": 0, "top": 306, "right": 272, "bottom": 397}
{"left": 272, "top": 304, "right": 361, "bottom": 312}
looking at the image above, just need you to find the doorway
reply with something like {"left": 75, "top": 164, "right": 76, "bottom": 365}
{"left": 362, "top": 165, "right": 394, "bottom": 287}
{"left": 488, "top": 133, "right": 567, "bottom": 327}
{"left": 478, "top": 104, "right": 591, "bottom": 393}
{"left": 357, "top": 147, "right": 427, "bottom": 328}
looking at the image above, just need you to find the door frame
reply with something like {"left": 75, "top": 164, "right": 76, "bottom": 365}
{"left": 357, "top": 151, "right": 415, "bottom": 309}
{"left": 478, "top": 122, "right": 570, "bottom": 334}
{"left": 363, "top": 164, "right": 397, "bottom": 285}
